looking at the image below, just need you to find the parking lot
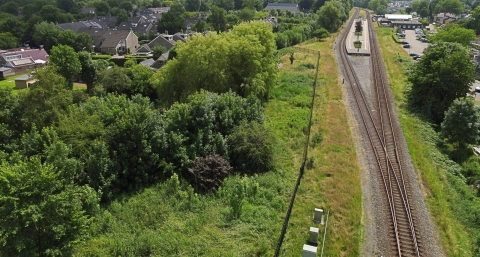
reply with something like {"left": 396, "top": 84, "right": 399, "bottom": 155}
{"left": 399, "top": 29, "right": 429, "bottom": 58}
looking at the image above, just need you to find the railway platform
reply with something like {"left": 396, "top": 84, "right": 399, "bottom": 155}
{"left": 345, "top": 18, "right": 371, "bottom": 56}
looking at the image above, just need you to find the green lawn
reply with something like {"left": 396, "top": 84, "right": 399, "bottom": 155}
{"left": 0, "top": 74, "right": 25, "bottom": 94}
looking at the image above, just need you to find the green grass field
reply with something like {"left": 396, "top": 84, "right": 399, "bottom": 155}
{"left": 0, "top": 74, "right": 25, "bottom": 94}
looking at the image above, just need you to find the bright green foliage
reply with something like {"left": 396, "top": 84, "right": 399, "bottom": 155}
{"left": 156, "top": 4, "right": 185, "bottom": 34}
{"left": 49, "top": 45, "right": 81, "bottom": 89}
{"left": 368, "top": 0, "right": 388, "bottom": 14}
{"left": 0, "top": 158, "right": 99, "bottom": 257}
{"left": 78, "top": 51, "right": 96, "bottom": 92}
{"left": 32, "top": 21, "right": 62, "bottom": 51}
{"left": 410, "top": 0, "right": 430, "bottom": 17}
{"left": 0, "top": 88, "right": 21, "bottom": 153}
{"left": 58, "top": 30, "right": 93, "bottom": 52}
{"left": 0, "top": 32, "right": 17, "bottom": 49}
{"left": 152, "top": 45, "right": 166, "bottom": 59}
{"left": 19, "top": 66, "right": 72, "bottom": 130}
{"left": 96, "top": 66, "right": 131, "bottom": 95}
{"left": 127, "top": 65, "right": 157, "bottom": 100}
{"left": 152, "top": 21, "right": 277, "bottom": 105}
{"left": 434, "top": 0, "right": 464, "bottom": 15}
{"left": 228, "top": 121, "right": 275, "bottom": 174}
{"left": 441, "top": 97, "right": 480, "bottom": 148}
{"left": 208, "top": 6, "right": 228, "bottom": 32}
{"left": 316, "top": 1, "right": 347, "bottom": 32}
{"left": 313, "top": 28, "right": 330, "bottom": 39}
{"left": 239, "top": 7, "right": 254, "bottom": 21}
{"left": 430, "top": 24, "right": 476, "bottom": 46}
{"left": 408, "top": 42, "right": 475, "bottom": 123}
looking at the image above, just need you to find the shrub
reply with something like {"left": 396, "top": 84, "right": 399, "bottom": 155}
{"left": 228, "top": 121, "right": 275, "bottom": 174}
{"left": 187, "top": 154, "right": 232, "bottom": 192}
{"left": 311, "top": 132, "right": 323, "bottom": 147}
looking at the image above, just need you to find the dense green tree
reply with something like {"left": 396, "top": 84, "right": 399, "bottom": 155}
{"left": 49, "top": 45, "right": 82, "bottom": 89}
{"left": 152, "top": 22, "right": 277, "bottom": 105}
{"left": 76, "top": 33, "right": 94, "bottom": 52}
{"left": 228, "top": 120, "right": 275, "bottom": 174}
{"left": 441, "top": 97, "right": 480, "bottom": 148}
{"left": 213, "top": 0, "right": 235, "bottom": 10}
{"left": 18, "top": 66, "right": 72, "bottom": 129}
{"left": 193, "top": 19, "right": 207, "bottom": 32}
{"left": 242, "top": 0, "right": 263, "bottom": 10}
{"left": 119, "top": 1, "right": 133, "bottom": 12}
{"left": 0, "top": 16, "right": 25, "bottom": 40}
{"left": 186, "top": 0, "right": 201, "bottom": 11}
{"left": 93, "top": 1, "right": 110, "bottom": 15}
{"left": 208, "top": 6, "right": 227, "bottom": 32}
{"left": 78, "top": 51, "right": 96, "bottom": 92}
{"left": 430, "top": 23, "right": 476, "bottom": 46}
{"left": 96, "top": 66, "right": 131, "bottom": 94}
{"left": 0, "top": 1, "right": 19, "bottom": 15}
{"left": 239, "top": 7, "right": 254, "bottom": 20}
{"left": 0, "top": 32, "right": 17, "bottom": 49}
{"left": 0, "top": 88, "right": 21, "bottom": 152}
{"left": 0, "top": 158, "right": 99, "bottom": 257}
{"left": 58, "top": 30, "right": 79, "bottom": 50}
{"left": 317, "top": 1, "right": 346, "bottom": 32}
{"left": 152, "top": 45, "right": 166, "bottom": 59}
{"left": 32, "top": 21, "right": 62, "bottom": 51}
{"left": 411, "top": 0, "right": 430, "bottom": 17}
{"left": 368, "top": 0, "right": 388, "bottom": 14}
{"left": 38, "top": 5, "right": 63, "bottom": 23}
{"left": 299, "top": 0, "right": 315, "bottom": 10}
{"left": 408, "top": 42, "right": 475, "bottom": 123}
{"left": 57, "top": 0, "right": 77, "bottom": 12}
{"left": 128, "top": 65, "right": 157, "bottom": 100}
{"left": 434, "top": 0, "right": 464, "bottom": 15}
{"left": 312, "top": 0, "right": 328, "bottom": 12}
{"left": 156, "top": 4, "right": 185, "bottom": 34}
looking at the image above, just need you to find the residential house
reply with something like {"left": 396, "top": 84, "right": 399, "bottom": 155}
{"left": 92, "top": 16, "right": 117, "bottom": 28}
{"left": 78, "top": 28, "right": 139, "bottom": 54}
{"left": 58, "top": 20, "right": 104, "bottom": 33}
{"left": 435, "top": 13, "right": 456, "bottom": 24}
{"left": 391, "top": 20, "right": 422, "bottom": 29}
{"left": 139, "top": 58, "right": 155, "bottom": 68}
{"left": 151, "top": 52, "right": 169, "bottom": 69}
{"left": 0, "top": 48, "right": 49, "bottom": 78}
{"left": 148, "top": 33, "right": 175, "bottom": 50}
{"left": 81, "top": 8, "right": 96, "bottom": 14}
{"left": 264, "top": 3, "right": 300, "bottom": 13}
{"left": 117, "top": 16, "right": 154, "bottom": 36}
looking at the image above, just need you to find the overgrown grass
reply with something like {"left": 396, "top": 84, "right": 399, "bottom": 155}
{"left": 376, "top": 24, "right": 479, "bottom": 256}
{"left": 276, "top": 34, "right": 363, "bottom": 256}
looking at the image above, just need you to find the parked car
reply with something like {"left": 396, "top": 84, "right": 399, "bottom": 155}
{"left": 397, "top": 33, "right": 406, "bottom": 37}
{"left": 403, "top": 44, "right": 411, "bottom": 48}
{"left": 409, "top": 53, "right": 419, "bottom": 57}
{"left": 413, "top": 55, "right": 421, "bottom": 60}
{"left": 401, "top": 41, "right": 409, "bottom": 45}
{"left": 476, "top": 87, "right": 480, "bottom": 93}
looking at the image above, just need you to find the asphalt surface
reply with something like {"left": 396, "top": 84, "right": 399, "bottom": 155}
{"left": 400, "top": 29, "right": 429, "bottom": 57}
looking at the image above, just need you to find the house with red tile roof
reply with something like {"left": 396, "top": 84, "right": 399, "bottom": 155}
{"left": 0, "top": 48, "right": 49, "bottom": 79}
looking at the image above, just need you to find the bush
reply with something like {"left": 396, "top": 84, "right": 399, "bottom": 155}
{"left": 311, "top": 132, "right": 323, "bottom": 147}
{"left": 187, "top": 154, "right": 232, "bottom": 192}
{"left": 228, "top": 121, "right": 275, "bottom": 174}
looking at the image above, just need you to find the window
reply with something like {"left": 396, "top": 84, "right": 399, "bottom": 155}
{"left": 6, "top": 55, "right": 21, "bottom": 61}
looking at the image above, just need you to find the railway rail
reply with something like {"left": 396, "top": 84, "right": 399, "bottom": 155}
{"left": 339, "top": 9, "right": 421, "bottom": 256}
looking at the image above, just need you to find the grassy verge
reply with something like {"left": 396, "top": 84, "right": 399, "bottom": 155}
{"left": 375, "top": 24, "right": 475, "bottom": 256}
{"left": 279, "top": 35, "right": 363, "bottom": 255}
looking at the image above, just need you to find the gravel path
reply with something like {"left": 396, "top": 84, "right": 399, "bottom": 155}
{"left": 334, "top": 23, "right": 445, "bottom": 256}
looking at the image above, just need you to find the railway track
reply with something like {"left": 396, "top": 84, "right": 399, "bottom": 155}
{"left": 338, "top": 9, "right": 421, "bottom": 256}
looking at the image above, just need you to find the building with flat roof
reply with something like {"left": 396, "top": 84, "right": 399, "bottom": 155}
{"left": 264, "top": 3, "right": 300, "bottom": 13}
{"left": 384, "top": 14, "right": 412, "bottom": 21}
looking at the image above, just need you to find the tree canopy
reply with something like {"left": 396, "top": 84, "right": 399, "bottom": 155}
{"left": 434, "top": 0, "right": 464, "bottom": 15}
{"left": 430, "top": 23, "right": 476, "bottom": 46}
{"left": 441, "top": 97, "right": 480, "bottom": 148}
{"left": 49, "top": 45, "right": 81, "bottom": 89}
{"left": 151, "top": 21, "right": 277, "bottom": 106}
{"left": 316, "top": 1, "right": 347, "bottom": 32}
{"left": 408, "top": 42, "right": 475, "bottom": 123}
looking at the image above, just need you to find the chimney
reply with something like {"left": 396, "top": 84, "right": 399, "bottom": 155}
{"left": 165, "top": 30, "right": 168, "bottom": 35}
{"left": 39, "top": 45, "right": 44, "bottom": 49}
